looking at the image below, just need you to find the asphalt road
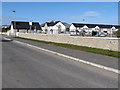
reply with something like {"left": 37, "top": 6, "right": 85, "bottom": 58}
{"left": 13, "top": 37, "right": 118, "bottom": 69}
{"left": 2, "top": 39, "right": 118, "bottom": 88}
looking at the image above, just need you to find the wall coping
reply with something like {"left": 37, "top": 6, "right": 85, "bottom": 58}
{"left": 19, "top": 33, "right": 120, "bottom": 40}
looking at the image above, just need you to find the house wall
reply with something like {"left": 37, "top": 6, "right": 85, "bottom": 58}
{"left": 48, "top": 26, "right": 55, "bottom": 34}
{"left": 41, "top": 27, "right": 45, "bottom": 31}
{"left": 55, "top": 22, "right": 66, "bottom": 31}
{"left": 10, "top": 24, "right": 15, "bottom": 34}
{"left": 42, "top": 22, "right": 67, "bottom": 34}
{"left": 69, "top": 24, "right": 119, "bottom": 36}
{"left": 69, "top": 24, "right": 77, "bottom": 35}
{"left": 70, "top": 24, "right": 76, "bottom": 31}
{"left": 18, "top": 33, "right": 120, "bottom": 51}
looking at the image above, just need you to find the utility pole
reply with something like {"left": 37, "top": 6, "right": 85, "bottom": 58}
{"left": 12, "top": 10, "right": 16, "bottom": 37}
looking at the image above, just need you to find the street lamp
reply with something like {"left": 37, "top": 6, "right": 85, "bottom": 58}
{"left": 12, "top": 10, "right": 16, "bottom": 37}
{"left": 83, "top": 19, "right": 85, "bottom": 22}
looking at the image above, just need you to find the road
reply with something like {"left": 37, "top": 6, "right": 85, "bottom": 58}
{"left": 2, "top": 39, "right": 118, "bottom": 88}
{"left": 13, "top": 37, "right": 118, "bottom": 70}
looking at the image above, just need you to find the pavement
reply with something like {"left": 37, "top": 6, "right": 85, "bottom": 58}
{"left": 10, "top": 37, "right": 118, "bottom": 70}
{"left": 2, "top": 38, "right": 119, "bottom": 88}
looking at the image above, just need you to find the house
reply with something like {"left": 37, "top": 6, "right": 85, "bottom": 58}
{"left": 70, "top": 23, "right": 120, "bottom": 36}
{"left": 2, "top": 25, "right": 10, "bottom": 29}
{"left": 1, "top": 25, "right": 10, "bottom": 32}
{"left": 41, "top": 21, "right": 70, "bottom": 34}
{"left": 9, "top": 21, "right": 42, "bottom": 34}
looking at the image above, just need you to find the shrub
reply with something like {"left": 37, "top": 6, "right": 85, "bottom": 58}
{"left": 2, "top": 28, "right": 8, "bottom": 32}
{"left": 115, "top": 29, "right": 120, "bottom": 38}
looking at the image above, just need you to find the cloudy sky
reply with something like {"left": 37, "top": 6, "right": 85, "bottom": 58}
{"left": 2, "top": 2, "right": 118, "bottom": 25}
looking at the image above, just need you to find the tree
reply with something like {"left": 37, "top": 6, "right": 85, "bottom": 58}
{"left": 114, "top": 29, "right": 120, "bottom": 38}
{"left": 2, "top": 27, "right": 9, "bottom": 32}
{"left": 65, "top": 28, "right": 70, "bottom": 34}
{"left": 66, "top": 28, "right": 69, "bottom": 32}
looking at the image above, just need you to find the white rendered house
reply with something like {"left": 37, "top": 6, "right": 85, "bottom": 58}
{"left": 41, "top": 21, "right": 69, "bottom": 34}
{"left": 70, "top": 23, "right": 120, "bottom": 36}
{"left": 8, "top": 21, "right": 41, "bottom": 35}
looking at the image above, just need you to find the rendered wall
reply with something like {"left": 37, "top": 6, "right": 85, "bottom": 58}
{"left": 18, "top": 33, "right": 119, "bottom": 51}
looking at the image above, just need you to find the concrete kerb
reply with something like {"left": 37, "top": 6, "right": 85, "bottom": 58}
{"left": 4, "top": 37, "right": 120, "bottom": 74}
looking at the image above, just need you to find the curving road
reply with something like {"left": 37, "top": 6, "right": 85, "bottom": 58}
{"left": 2, "top": 39, "right": 118, "bottom": 88}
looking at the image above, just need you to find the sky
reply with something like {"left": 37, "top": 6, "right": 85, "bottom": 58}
{"left": 2, "top": 2, "right": 118, "bottom": 25}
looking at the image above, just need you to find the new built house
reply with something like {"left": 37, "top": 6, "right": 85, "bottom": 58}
{"left": 9, "top": 21, "right": 42, "bottom": 34}
{"left": 70, "top": 23, "right": 120, "bottom": 36}
{"left": 41, "top": 21, "right": 69, "bottom": 34}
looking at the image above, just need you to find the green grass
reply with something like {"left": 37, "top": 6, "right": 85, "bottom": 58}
{"left": 16, "top": 37, "right": 120, "bottom": 58}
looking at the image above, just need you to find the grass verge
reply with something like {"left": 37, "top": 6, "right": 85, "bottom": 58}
{"left": 16, "top": 37, "right": 120, "bottom": 58}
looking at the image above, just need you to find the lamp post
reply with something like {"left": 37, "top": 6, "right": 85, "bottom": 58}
{"left": 83, "top": 19, "right": 85, "bottom": 22}
{"left": 12, "top": 10, "right": 16, "bottom": 37}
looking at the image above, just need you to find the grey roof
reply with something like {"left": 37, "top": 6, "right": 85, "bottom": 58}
{"left": 41, "top": 21, "right": 60, "bottom": 27}
{"left": 41, "top": 23, "right": 45, "bottom": 27}
{"left": 72, "top": 23, "right": 120, "bottom": 29}
{"left": 11, "top": 21, "right": 41, "bottom": 30}
{"left": 41, "top": 21, "right": 70, "bottom": 28}
{"left": 72, "top": 23, "right": 84, "bottom": 28}
{"left": 61, "top": 22, "right": 70, "bottom": 28}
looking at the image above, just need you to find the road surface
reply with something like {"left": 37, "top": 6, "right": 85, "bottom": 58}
{"left": 2, "top": 39, "right": 118, "bottom": 88}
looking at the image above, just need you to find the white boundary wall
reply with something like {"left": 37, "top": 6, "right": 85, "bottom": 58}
{"left": 18, "top": 33, "right": 120, "bottom": 51}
